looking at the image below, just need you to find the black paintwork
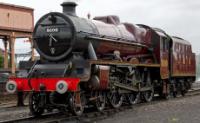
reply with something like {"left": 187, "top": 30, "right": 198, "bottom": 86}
{"left": 33, "top": 11, "right": 100, "bottom": 61}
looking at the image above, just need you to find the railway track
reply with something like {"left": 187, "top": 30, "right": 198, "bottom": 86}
{"left": 1, "top": 88, "right": 200, "bottom": 123}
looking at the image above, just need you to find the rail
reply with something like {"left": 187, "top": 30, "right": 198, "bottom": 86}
{"left": 1, "top": 88, "right": 200, "bottom": 123}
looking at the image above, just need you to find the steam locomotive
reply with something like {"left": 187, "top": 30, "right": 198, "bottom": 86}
{"left": 6, "top": 1, "right": 196, "bottom": 116}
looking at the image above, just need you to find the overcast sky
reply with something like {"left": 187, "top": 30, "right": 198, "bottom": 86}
{"left": 0, "top": 0, "right": 200, "bottom": 54}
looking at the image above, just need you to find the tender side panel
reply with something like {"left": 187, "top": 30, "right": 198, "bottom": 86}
{"left": 171, "top": 38, "right": 196, "bottom": 77}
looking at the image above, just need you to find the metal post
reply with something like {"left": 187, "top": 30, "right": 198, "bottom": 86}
{"left": 9, "top": 32, "right": 16, "bottom": 75}
{"left": 29, "top": 37, "right": 35, "bottom": 61}
{"left": 3, "top": 37, "right": 8, "bottom": 69}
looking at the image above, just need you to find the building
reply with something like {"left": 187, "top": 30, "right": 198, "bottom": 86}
{"left": 0, "top": 2, "right": 34, "bottom": 75}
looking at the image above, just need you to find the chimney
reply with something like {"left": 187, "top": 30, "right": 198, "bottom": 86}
{"left": 61, "top": 1, "right": 77, "bottom": 16}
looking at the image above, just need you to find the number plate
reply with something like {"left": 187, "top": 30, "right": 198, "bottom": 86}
{"left": 46, "top": 28, "right": 59, "bottom": 33}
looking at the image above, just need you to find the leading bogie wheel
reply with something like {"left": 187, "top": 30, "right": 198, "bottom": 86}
{"left": 29, "top": 92, "right": 44, "bottom": 117}
{"left": 69, "top": 92, "right": 86, "bottom": 116}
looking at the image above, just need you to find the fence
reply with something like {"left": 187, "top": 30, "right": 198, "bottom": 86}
{"left": 0, "top": 74, "right": 8, "bottom": 94}
{"left": 0, "top": 83, "right": 6, "bottom": 94}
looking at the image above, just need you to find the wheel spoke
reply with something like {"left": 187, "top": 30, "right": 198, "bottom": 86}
{"left": 29, "top": 92, "right": 44, "bottom": 116}
{"left": 142, "top": 71, "right": 154, "bottom": 102}
{"left": 108, "top": 91, "right": 123, "bottom": 108}
{"left": 127, "top": 92, "right": 140, "bottom": 105}
{"left": 143, "top": 88, "right": 154, "bottom": 102}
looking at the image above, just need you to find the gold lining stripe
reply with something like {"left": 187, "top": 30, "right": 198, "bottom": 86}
{"left": 89, "top": 60, "right": 160, "bottom": 67}
{"left": 172, "top": 74, "right": 196, "bottom": 77}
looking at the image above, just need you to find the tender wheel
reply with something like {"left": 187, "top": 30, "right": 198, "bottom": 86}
{"left": 127, "top": 92, "right": 140, "bottom": 105}
{"left": 168, "top": 83, "right": 177, "bottom": 99}
{"left": 175, "top": 82, "right": 185, "bottom": 97}
{"left": 69, "top": 92, "right": 85, "bottom": 116}
{"left": 173, "top": 91, "right": 177, "bottom": 98}
{"left": 181, "top": 90, "right": 186, "bottom": 96}
{"left": 180, "top": 82, "right": 186, "bottom": 96}
{"left": 108, "top": 90, "right": 123, "bottom": 108}
{"left": 95, "top": 91, "right": 106, "bottom": 112}
{"left": 171, "top": 80, "right": 177, "bottom": 98}
{"left": 29, "top": 92, "right": 44, "bottom": 116}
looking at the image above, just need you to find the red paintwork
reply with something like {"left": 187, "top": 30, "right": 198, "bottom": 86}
{"left": 9, "top": 78, "right": 80, "bottom": 92}
{"left": 171, "top": 37, "right": 196, "bottom": 76}
{"left": 93, "top": 16, "right": 152, "bottom": 46}
{"left": 96, "top": 41, "right": 148, "bottom": 57}
{"left": 93, "top": 16, "right": 151, "bottom": 58}
{"left": 99, "top": 66, "right": 110, "bottom": 89}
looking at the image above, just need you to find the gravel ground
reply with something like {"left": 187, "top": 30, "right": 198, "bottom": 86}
{"left": 0, "top": 94, "right": 29, "bottom": 122}
{"left": 0, "top": 106, "right": 29, "bottom": 122}
{"left": 0, "top": 94, "right": 16, "bottom": 104}
{"left": 97, "top": 95, "right": 200, "bottom": 123}
{"left": 192, "top": 81, "right": 200, "bottom": 89}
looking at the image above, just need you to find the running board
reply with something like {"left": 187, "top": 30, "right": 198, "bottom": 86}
{"left": 113, "top": 82, "right": 152, "bottom": 92}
